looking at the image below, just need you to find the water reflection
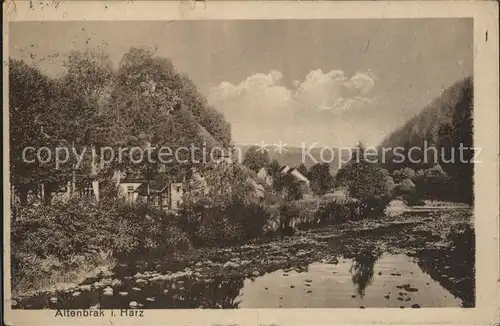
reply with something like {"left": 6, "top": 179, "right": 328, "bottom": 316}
{"left": 15, "top": 253, "right": 463, "bottom": 309}
{"left": 349, "top": 248, "right": 382, "bottom": 297}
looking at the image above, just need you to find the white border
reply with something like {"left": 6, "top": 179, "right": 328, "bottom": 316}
{"left": 3, "top": 1, "right": 499, "bottom": 325}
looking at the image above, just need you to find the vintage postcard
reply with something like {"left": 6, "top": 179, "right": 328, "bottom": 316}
{"left": 3, "top": 1, "right": 499, "bottom": 325}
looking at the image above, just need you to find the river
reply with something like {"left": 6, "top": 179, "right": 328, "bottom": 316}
{"left": 12, "top": 207, "right": 474, "bottom": 309}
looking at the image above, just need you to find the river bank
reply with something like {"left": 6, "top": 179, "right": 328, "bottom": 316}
{"left": 12, "top": 206, "right": 474, "bottom": 309}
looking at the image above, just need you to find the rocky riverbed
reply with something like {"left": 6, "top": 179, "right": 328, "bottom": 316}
{"left": 12, "top": 207, "right": 474, "bottom": 309}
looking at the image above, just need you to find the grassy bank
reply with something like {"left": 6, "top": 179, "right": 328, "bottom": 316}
{"left": 12, "top": 251, "right": 115, "bottom": 299}
{"left": 11, "top": 197, "right": 191, "bottom": 296}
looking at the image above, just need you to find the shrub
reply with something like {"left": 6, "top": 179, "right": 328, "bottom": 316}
{"left": 195, "top": 217, "right": 243, "bottom": 246}
{"left": 397, "top": 178, "right": 416, "bottom": 195}
{"left": 177, "top": 190, "right": 270, "bottom": 245}
{"left": 226, "top": 200, "right": 270, "bottom": 240}
{"left": 111, "top": 202, "right": 192, "bottom": 257}
{"left": 12, "top": 198, "right": 116, "bottom": 260}
{"left": 392, "top": 167, "right": 416, "bottom": 183}
{"left": 11, "top": 197, "right": 193, "bottom": 292}
{"left": 277, "top": 201, "right": 300, "bottom": 235}
{"left": 359, "top": 196, "right": 391, "bottom": 218}
{"left": 336, "top": 145, "right": 392, "bottom": 214}
{"left": 315, "top": 201, "right": 349, "bottom": 224}
{"left": 403, "top": 192, "right": 426, "bottom": 206}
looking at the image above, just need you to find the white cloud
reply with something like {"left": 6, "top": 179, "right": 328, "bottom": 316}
{"left": 207, "top": 69, "right": 376, "bottom": 145}
{"left": 344, "top": 72, "right": 375, "bottom": 94}
{"left": 293, "top": 69, "right": 374, "bottom": 114}
{"left": 208, "top": 70, "right": 290, "bottom": 118}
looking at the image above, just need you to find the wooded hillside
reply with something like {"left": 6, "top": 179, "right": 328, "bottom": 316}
{"left": 379, "top": 77, "right": 473, "bottom": 203}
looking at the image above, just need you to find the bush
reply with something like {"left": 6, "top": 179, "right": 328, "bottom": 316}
{"left": 315, "top": 201, "right": 350, "bottom": 224}
{"left": 392, "top": 167, "right": 416, "bottom": 183}
{"left": 227, "top": 200, "right": 270, "bottom": 240}
{"left": 11, "top": 197, "right": 193, "bottom": 293}
{"left": 111, "top": 201, "right": 192, "bottom": 257}
{"left": 12, "top": 191, "right": 272, "bottom": 293}
{"left": 177, "top": 198, "right": 270, "bottom": 246}
{"left": 12, "top": 198, "right": 116, "bottom": 260}
{"left": 277, "top": 201, "right": 300, "bottom": 235}
{"left": 393, "top": 178, "right": 425, "bottom": 206}
{"left": 195, "top": 217, "right": 243, "bottom": 246}
{"left": 398, "top": 178, "right": 416, "bottom": 194}
{"left": 403, "top": 192, "right": 425, "bottom": 206}
{"left": 359, "top": 196, "right": 391, "bottom": 218}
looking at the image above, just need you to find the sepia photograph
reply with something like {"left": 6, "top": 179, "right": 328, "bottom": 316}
{"left": 3, "top": 1, "right": 499, "bottom": 325}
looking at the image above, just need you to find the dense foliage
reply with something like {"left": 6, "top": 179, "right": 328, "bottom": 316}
{"left": 308, "top": 163, "right": 334, "bottom": 195}
{"left": 9, "top": 49, "right": 232, "bottom": 202}
{"left": 11, "top": 198, "right": 191, "bottom": 293}
{"left": 242, "top": 145, "right": 271, "bottom": 173}
{"left": 177, "top": 162, "right": 271, "bottom": 245}
{"left": 336, "top": 145, "right": 392, "bottom": 216}
{"left": 379, "top": 77, "right": 473, "bottom": 203}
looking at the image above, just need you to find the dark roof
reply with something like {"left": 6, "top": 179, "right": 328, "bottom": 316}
{"left": 120, "top": 178, "right": 149, "bottom": 183}
{"left": 134, "top": 179, "right": 170, "bottom": 196}
{"left": 278, "top": 165, "right": 289, "bottom": 172}
{"left": 119, "top": 170, "right": 184, "bottom": 183}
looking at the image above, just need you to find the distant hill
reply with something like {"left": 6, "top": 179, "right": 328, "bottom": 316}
{"left": 234, "top": 145, "right": 352, "bottom": 175}
{"left": 378, "top": 76, "right": 473, "bottom": 202}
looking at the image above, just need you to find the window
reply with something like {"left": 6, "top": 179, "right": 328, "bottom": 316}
{"left": 126, "top": 186, "right": 135, "bottom": 202}
{"left": 79, "top": 180, "right": 94, "bottom": 199}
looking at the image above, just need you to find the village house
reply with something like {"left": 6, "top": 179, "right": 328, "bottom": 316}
{"left": 13, "top": 119, "right": 252, "bottom": 211}
{"left": 257, "top": 165, "right": 311, "bottom": 187}
{"left": 19, "top": 172, "right": 102, "bottom": 205}
{"left": 114, "top": 170, "right": 184, "bottom": 211}
{"left": 279, "top": 165, "right": 310, "bottom": 186}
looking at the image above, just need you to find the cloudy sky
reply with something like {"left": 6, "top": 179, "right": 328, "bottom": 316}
{"left": 10, "top": 19, "right": 472, "bottom": 147}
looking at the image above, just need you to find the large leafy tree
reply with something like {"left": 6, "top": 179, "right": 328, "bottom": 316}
{"left": 10, "top": 47, "right": 233, "bottom": 204}
{"left": 309, "top": 163, "right": 334, "bottom": 195}
{"left": 336, "top": 144, "right": 390, "bottom": 202}
{"left": 178, "top": 74, "right": 231, "bottom": 147}
{"left": 9, "top": 59, "right": 59, "bottom": 203}
{"left": 47, "top": 50, "right": 116, "bottom": 178}
{"left": 105, "top": 48, "right": 205, "bottom": 177}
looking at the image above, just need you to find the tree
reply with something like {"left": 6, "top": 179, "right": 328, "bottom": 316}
{"left": 106, "top": 47, "right": 207, "bottom": 189}
{"left": 309, "top": 163, "right": 334, "bottom": 195}
{"left": 384, "top": 175, "right": 396, "bottom": 198}
{"left": 10, "top": 47, "right": 233, "bottom": 206}
{"left": 379, "top": 77, "right": 473, "bottom": 203}
{"left": 336, "top": 144, "right": 391, "bottom": 214}
{"left": 242, "top": 146, "right": 271, "bottom": 172}
{"left": 50, "top": 50, "right": 116, "bottom": 174}
{"left": 266, "top": 159, "right": 282, "bottom": 192}
{"left": 178, "top": 74, "right": 231, "bottom": 147}
{"left": 398, "top": 178, "right": 416, "bottom": 195}
{"left": 392, "top": 167, "right": 416, "bottom": 183}
{"left": 9, "top": 59, "right": 59, "bottom": 204}
{"left": 281, "top": 174, "right": 303, "bottom": 201}
{"left": 448, "top": 77, "right": 473, "bottom": 203}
